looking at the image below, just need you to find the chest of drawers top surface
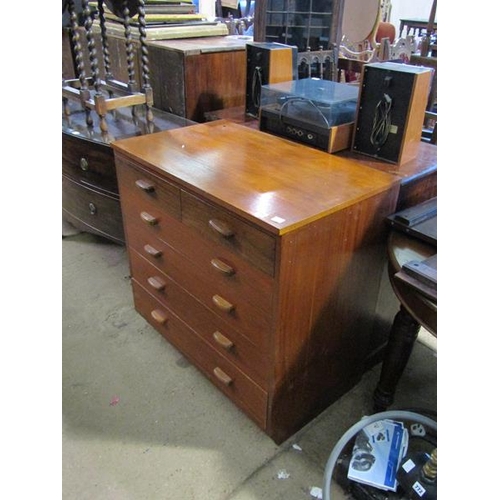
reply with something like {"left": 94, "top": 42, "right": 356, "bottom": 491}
{"left": 112, "top": 120, "right": 398, "bottom": 235}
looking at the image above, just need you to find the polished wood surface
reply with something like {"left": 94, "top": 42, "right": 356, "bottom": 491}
{"left": 112, "top": 120, "right": 399, "bottom": 235}
{"left": 62, "top": 100, "right": 194, "bottom": 243}
{"left": 387, "top": 231, "right": 437, "bottom": 334}
{"left": 339, "top": 141, "right": 437, "bottom": 211}
{"left": 113, "top": 120, "right": 402, "bottom": 443}
{"left": 202, "top": 107, "right": 437, "bottom": 211}
{"left": 146, "top": 37, "right": 248, "bottom": 122}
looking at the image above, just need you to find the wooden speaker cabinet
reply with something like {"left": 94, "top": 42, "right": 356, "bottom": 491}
{"left": 352, "top": 62, "right": 432, "bottom": 165}
{"left": 245, "top": 42, "right": 298, "bottom": 117}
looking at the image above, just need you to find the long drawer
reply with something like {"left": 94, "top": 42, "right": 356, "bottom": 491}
{"left": 62, "top": 175, "right": 125, "bottom": 243}
{"left": 129, "top": 248, "right": 270, "bottom": 386}
{"left": 132, "top": 280, "right": 268, "bottom": 429}
{"left": 181, "top": 191, "right": 276, "bottom": 277}
{"left": 119, "top": 182, "right": 274, "bottom": 318}
{"left": 62, "top": 133, "right": 118, "bottom": 195}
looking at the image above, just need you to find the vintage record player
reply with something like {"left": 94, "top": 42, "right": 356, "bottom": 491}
{"left": 258, "top": 78, "right": 359, "bottom": 153}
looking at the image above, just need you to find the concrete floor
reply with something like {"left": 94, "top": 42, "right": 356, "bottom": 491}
{"left": 62, "top": 227, "right": 437, "bottom": 500}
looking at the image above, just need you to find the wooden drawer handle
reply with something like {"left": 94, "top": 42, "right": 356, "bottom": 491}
{"left": 208, "top": 219, "right": 234, "bottom": 238}
{"left": 213, "top": 331, "right": 234, "bottom": 350}
{"left": 151, "top": 309, "right": 168, "bottom": 325}
{"left": 210, "top": 258, "right": 235, "bottom": 276}
{"left": 213, "top": 367, "right": 233, "bottom": 386}
{"left": 147, "top": 276, "right": 166, "bottom": 291}
{"left": 140, "top": 211, "right": 158, "bottom": 226}
{"left": 144, "top": 244, "right": 162, "bottom": 258}
{"left": 135, "top": 179, "right": 155, "bottom": 192}
{"left": 212, "top": 295, "right": 234, "bottom": 313}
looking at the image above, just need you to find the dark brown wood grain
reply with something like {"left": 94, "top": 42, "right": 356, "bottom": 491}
{"left": 147, "top": 38, "right": 247, "bottom": 122}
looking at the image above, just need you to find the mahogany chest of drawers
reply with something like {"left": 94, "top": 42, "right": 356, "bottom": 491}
{"left": 112, "top": 120, "right": 400, "bottom": 443}
{"left": 62, "top": 102, "right": 193, "bottom": 243}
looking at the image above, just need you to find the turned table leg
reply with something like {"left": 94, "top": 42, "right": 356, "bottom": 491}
{"left": 373, "top": 305, "right": 421, "bottom": 412}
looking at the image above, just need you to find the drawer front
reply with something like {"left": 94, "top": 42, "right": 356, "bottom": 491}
{"left": 132, "top": 280, "right": 268, "bottom": 429}
{"left": 62, "top": 132, "right": 118, "bottom": 194}
{"left": 62, "top": 175, "right": 125, "bottom": 242}
{"left": 181, "top": 191, "right": 276, "bottom": 277}
{"left": 116, "top": 156, "right": 182, "bottom": 220}
{"left": 130, "top": 249, "right": 270, "bottom": 384}
{"left": 125, "top": 210, "right": 274, "bottom": 319}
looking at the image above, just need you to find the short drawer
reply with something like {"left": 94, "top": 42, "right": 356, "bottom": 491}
{"left": 132, "top": 281, "right": 268, "bottom": 429}
{"left": 62, "top": 175, "right": 125, "bottom": 242}
{"left": 115, "top": 155, "right": 181, "bottom": 220}
{"left": 181, "top": 191, "right": 276, "bottom": 277}
{"left": 125, "top": 212, "right": 274, "bottom": 318}
{"left": 62, "top": 132, "right": 118, "bottom": 194}
{"left": 129, "top": 249, "right": 271, "bottom": 377}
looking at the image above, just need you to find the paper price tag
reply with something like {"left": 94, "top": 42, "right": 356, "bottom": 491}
{"left": 412, "top": 481, "right": 427, "bottom": 497}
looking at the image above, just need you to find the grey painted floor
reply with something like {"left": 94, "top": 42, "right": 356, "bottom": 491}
{"left": 62, "top": 229, "right": 437, "bottom": 500}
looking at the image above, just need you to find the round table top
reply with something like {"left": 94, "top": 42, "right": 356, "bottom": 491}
{"left": 388, "top": 231, "right": 437, "bottom": 335}
{"left": 342, "top": 0, "right": 380, "bottom": 43}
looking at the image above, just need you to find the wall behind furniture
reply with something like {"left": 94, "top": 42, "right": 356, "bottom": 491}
{"left": 389, "top": 0, "right": 437, "bottom": 36}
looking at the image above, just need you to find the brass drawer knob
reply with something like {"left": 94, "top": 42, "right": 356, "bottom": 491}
{"left": 147, "top": 276, "right": 166, "bottom": 291}
{"left": 208, "top": 219, "right": 234, "bottom": 238}
{"left": 151, "top": 309, "right": 168, "bottom": 325}
{"left": 212, "top": 331, "right": 234, "bottom": 351}
{"left": 80, "top": 157, "right": 89, "bottom": 171}
{"left": 135, "top": 179, "right": 155, "bottom": 192}
{"left": 213, "top": 367, "right": 233, "bottom": 386}
{"left": 212, "top": 295, "right": 234, "bottom": 313}
{"left": 144, "top": 244, "right": 162, "bottom": 258}
{"left": 210, "top": 258, "right": 235, "bottom": 276}
{"left": 140, "top": 211, "right": 158, "bottom": 226}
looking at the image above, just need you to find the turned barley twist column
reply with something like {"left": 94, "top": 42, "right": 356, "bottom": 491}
{"left": 67, "top": 0, "right": 93, "bottom": 126}
{"left": 137, "top": 0, "right": 154, "bottom": 126}
{"left": 82, "top": 0, "right": 108, "bottom": 132}
{"left": 97, "top": 0, "right": 114, "bottom": 87}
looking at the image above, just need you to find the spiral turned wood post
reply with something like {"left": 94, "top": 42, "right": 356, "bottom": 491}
{"left": 83, "top": 0, "right": 108, "bottom": 133}
{"left": 137, "top": 0, "right": 154, "bottom": 127}
{"left": 68, "top": 0, "right": 93, "bottom": 127}
{"left": 122, "top": 0, "right": 139, "bottom": 117}
{"left": 97, "top": 0, "right": 114, "bottom": 95}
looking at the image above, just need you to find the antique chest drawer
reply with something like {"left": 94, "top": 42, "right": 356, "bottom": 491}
{"left": 132, "top": 280, "right": 268, "bottom": 428}
{"left": 129, "top": 248, "right": 270, "bottom": 384}
{"left": 62, "top": 176, "right": 124, "bottom": 242}
{"left": 181, "top": 191, "right": 277, "bottom": 277}
{"left": 117, "top": 156, "right": 182, "bottom": 220}
{"left": 62, "top": 133, "right": 118, "bottom": 194}
{"left": 123, "top": 207, "right": 274, "bottom": 320}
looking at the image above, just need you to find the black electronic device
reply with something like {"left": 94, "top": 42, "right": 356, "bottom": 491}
{"left": 245, "top": 42, "right": 298, "bottom": 117}
{"left": 259, "top": 78, "right": 359, "bottom": 153}
{"left": 352, "top": 61, "right": 433, "bottom": 164}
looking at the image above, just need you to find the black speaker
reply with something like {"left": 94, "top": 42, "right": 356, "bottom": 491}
{"left": 352, "top": 62, "right": 433, "bottom": 164}
{"left": 245, "top": 42, "right": 298, "bottom": 117}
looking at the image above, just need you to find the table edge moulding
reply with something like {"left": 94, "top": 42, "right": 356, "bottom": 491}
{"left": 111, "top": 120, "right": 433, "bottom": 443}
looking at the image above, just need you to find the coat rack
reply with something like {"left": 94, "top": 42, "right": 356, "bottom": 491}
{"left": 62, "top": 0, "right": 154, "bottom": 134}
